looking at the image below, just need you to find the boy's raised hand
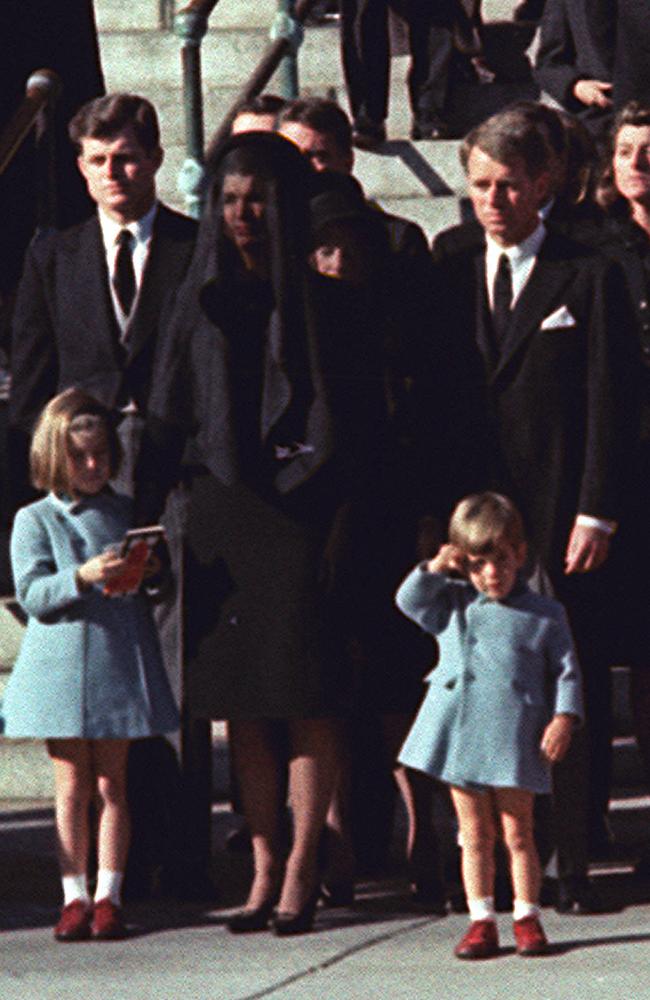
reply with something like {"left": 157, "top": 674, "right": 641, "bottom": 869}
{"left": 427, "top": 543, "right": 467, "bottom": 576}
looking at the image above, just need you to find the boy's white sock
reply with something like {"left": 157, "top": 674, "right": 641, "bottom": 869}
{"left": 468, "top": 896, "right": 496, "bottom": 922}
{"left": 62, "top": 873, "right": 91, "bottom": 907}
{"left": 513, "top": 899, "right": 540, "bottom": 922}
{"left": 94, "top": 869, "right": 124, "bottom": 906}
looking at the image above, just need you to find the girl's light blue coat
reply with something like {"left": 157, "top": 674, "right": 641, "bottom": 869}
{"left": 396, "top": 565, "right": 584, "bottom": 794}
{"left": 3, "top": 491, "right": 179, "bottom": 739}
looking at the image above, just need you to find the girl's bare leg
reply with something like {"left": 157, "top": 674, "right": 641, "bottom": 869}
{"left": 47, "top": 739, "right": 94, "bottom": 877}
{"left": 92, "top": 739, "right": 131, "bottom": 874}
{"left": 280, "top": 717, "right": 341, "bottom": 913}
{"left": 228, "top": 719, "right": 284, "bottom": 909}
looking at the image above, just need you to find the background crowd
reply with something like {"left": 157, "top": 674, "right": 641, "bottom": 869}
{"left": 3, "top": 0, "right": 650, "bottom": 943}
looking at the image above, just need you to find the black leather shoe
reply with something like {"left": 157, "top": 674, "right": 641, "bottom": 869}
{"left": 227, "top": 899, "right": 276, "bottom": 933}
{"left": 555, "top": 876, "right": 603, "bottom": 915}
{"left": 272, "top": 889, "right": 319, "bottom": 936}
{"left": 410, "top": 116, "right": 449, "bottom": 141}
{"left": 411, "top": 876, "right": 447, "bottom": 915}
{"left": 320, "top": 880, "right": 355, "bottom": 908}
{"left": 352, "top": 120, "right": 386, "bottom": 151}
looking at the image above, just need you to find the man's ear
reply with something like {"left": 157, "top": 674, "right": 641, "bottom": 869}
{"left": 516, "top": 542, "right": 528, "bottom": 568}
{"left": 534, "top": 170, "right": 551, "bottom": 208}
{"left": 151, "top": 146, "right": 164, "bottom": 172}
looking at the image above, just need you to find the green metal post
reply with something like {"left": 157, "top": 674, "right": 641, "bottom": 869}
{"left": 270, "top": 0, "right": 303, "bottom": 100}
{"left": 159, "top": 0, "right": 176, "bottom": 30}
{"left": 174, "top": 7, "right": 209, "bottom": 218}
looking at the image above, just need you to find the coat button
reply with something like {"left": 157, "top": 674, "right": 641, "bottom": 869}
{"left": 228, "top": 615, "right": 239, "bottom": 626}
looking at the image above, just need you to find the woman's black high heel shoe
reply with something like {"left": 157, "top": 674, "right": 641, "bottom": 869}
{"left": 227, "top": 897, "right": 277, "bottom": 933}
{"left": 272, "top": 888, "right": 320, "bottom": 936}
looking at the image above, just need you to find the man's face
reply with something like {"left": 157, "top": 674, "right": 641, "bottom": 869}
{"left": 77, "top": 124, "right": 163, "bottom": 223}
{"left": 278, "top": 121, "right": 353, "bottom": 174}
{"left": 466, "top": 146, "right": 549, "bottom": 247}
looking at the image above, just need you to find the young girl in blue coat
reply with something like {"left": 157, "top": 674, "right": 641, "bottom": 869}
{"left": 396, "top": 492, "right": 583, "bottom": 960}
{"left": 2, "top": 389, "right": 179, "bottom": 942}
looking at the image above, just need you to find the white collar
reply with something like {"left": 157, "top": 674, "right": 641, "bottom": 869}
{"left": 485, "top": 221, "right": 546, "bottom": 266}
{"left": 98, "top": 201, "right": 158, "bottom": 250}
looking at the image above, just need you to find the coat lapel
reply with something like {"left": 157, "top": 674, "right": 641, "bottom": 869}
{"left": 491, "top": 235, "right": 577, "bottom": 383}
{"left": 64, "top": 217, "right": 123, "bottom": 364}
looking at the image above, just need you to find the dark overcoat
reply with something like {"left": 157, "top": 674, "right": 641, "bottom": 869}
{"left": 432, "top": 221, "right": 634, "bottom": 581}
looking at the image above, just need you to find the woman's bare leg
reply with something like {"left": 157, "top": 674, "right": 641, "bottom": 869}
{"left": 228, "top": 719, "right": 284, "bottom": 909}
{"left": 279, "top": 717, "right": 341, "bottom": 913}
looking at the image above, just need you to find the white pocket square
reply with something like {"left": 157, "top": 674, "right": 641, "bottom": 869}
{"left": 540, "top": 305, "right": 577, "bottom": 329}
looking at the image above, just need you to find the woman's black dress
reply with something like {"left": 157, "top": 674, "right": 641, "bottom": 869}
{"left": 138, "top": 134, "right": 389, "bottom": 719}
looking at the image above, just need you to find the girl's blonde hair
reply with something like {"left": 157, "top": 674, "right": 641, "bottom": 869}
{"left": 30, "top": 388, "right": 121, "bottom": 494}
{"left": 449, "top": 492, "right": 526, "bottom": 555}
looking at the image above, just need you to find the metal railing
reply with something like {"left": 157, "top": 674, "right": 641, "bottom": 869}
{"left": 0, "top": 68, "right": 62, "bottom": 232}
{"left": 175, "top": 0, "right": 320, "bottom": 217}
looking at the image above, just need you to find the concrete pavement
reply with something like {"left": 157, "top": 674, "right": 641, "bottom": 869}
{"left": 3, "top": 799, "right": 650, "bottom": 1000}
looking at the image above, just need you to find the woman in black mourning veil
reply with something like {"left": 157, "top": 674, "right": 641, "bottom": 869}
{"left": 137, "top": 132, "right": 388, "bottom": 932}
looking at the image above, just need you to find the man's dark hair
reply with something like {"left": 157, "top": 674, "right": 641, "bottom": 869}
{"left": 460, "top": 107, "right": 551, "bottom": 179}
{"left": 68, "top": 93, "right": 161, "bottom": 153}
{"left": 278, "top": 97, "right": 352, "bottom": 153}
{"left": 235, "top": 93, "right": 287, "bottom": 119}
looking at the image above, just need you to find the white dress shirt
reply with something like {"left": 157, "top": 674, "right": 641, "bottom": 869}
{"left": 484, "top": 221, "right": 546, "bottom": 310}
{"left": 98, "top": 202, "right": 157, "bottom": 334}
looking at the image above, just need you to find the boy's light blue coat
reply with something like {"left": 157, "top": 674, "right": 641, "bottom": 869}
{"left": 396, "top": 565, "right": 584, "bottom": 794}
{"left": 2, "top": 491, "right": 179, "bottom": 739}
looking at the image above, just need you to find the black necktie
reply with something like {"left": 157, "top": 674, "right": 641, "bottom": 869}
{"left": 492, "top": 252, "right": 513, "bottom": 344}
{"left": 113, "top": 229, "right": 136, "bottom": 317}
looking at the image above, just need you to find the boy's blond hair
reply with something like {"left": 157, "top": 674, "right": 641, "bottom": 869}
{"left": 448, "top": 492, "right": 526, "bottom": 554}
{"left": 30, "top": 388, "right": 121, "bottom": 495}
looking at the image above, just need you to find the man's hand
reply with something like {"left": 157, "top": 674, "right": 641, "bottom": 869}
{"left": 564, "top": 521, "right": 610, "bottom": 574}
{"left": 573, "top": 79, "right": 613, "bottom": 108}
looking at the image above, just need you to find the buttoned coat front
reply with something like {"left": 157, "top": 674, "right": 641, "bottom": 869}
{"left": 2, "top": 491, "right": 179, "bottom": 739}
{"left": 397, "top": 566, "right": 584, "bottom": 794}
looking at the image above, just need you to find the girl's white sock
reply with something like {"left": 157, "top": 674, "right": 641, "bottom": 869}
{"left": 513, "top": 899, "right": 540, "bottom": 922}
{"left": 468, "top": 896, "right": 496, "bottom": 922}
{"left": 62, "top": 873, "right": 91, "bottom": 907}
{"left": 94, "top": 869, "right": 124, "bottom": 906}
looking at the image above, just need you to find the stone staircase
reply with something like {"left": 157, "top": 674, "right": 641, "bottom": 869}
{"left": 95, "top": 0, "right": 537, "bottom": 240}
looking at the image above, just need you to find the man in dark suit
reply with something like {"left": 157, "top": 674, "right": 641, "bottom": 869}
{"left": 339, "top": 1, "right": 473, "bottom": 146}
{"left": 8, "top": 93, "right": 199, "bottom": 898}
{"left": 534, "top": 0, "right": 614, "bottom": 139}
{"left": 9, "top": 93, "right": 198, "bottom": 501}
{"left": 433, "top": 108, "right": 634, "bottom": 911}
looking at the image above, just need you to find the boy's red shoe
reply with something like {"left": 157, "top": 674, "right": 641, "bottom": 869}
{"left": 513, "top": 914, "right": 548, "bottom": 956}
{"left": 54, "top": 900, "right": 92, "bottom": 941}
{"left": 454, "top": 919, "right": 499, "bottom": 959}
{"left": 91, "top": 898, "right": 127, "bottom": 940}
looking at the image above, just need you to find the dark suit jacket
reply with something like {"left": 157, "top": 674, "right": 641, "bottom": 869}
{"left": 10, "top": 203, "right": 198, "bottom": 428}
{"left": 534, "top": 0, "right": 614, "bottom": 137}
{"left": 610, "top": 0, "right": 650, "bottom": 108}
{"left": 432, "top": 220, "right": 634, "bottom": 578}
{"left": 8, "top": 203, "right": 198, "bottom": 506}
